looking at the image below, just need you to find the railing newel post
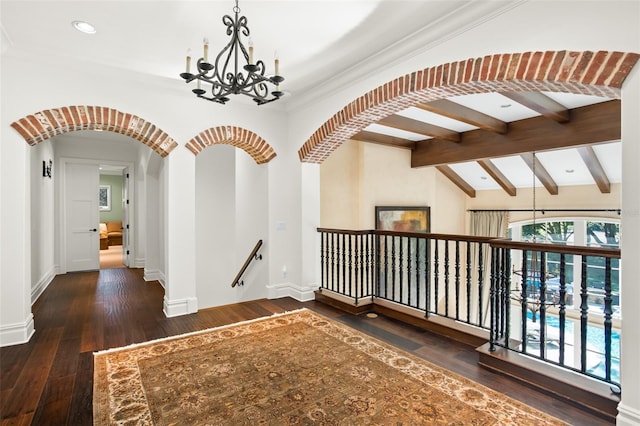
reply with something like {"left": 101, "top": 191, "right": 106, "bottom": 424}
{"left": 604, "top": 257, "right": 613, "bottom": 382}
{"left": 455, "top": 241, "right": 460, "bottom": 321}
{"left": 425, "top": 237, "right": 431, "bottom": 318}
{"left": 580, "top": 255, "right": 589, "bottom": 373}
{"left": 444, "top": 239, "right": 450, "bottom": 318}
{"left": 489, "top": 245, "right": 498, "bottom": 352}
{"left": 466, "top": 242, "right": 472, "bottom": 324}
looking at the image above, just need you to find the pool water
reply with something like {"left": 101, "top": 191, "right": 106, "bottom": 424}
{"left": 525, "top": 312, "right": 620, "bottom": 383}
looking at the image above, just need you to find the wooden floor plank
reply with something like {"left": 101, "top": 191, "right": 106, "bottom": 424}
{"left": 67, "top": 353, "right": 93, "bottom": 426}
{"left": 1, "top": 328, "right": 63, "bottom": 418}
{"left": 0, "top": 413, "right": 33, "bottom": 426}
{"left": 0, "top": 343, "right": 34, "bottom": 392}
{"left": 0, "top": 268, "right": 613, "bottom": 425}
{"left": 31, "top": 376, "right": 74, "bottom": 425}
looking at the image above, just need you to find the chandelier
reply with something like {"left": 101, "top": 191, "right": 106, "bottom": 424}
{"left": 511, "top": 152, "right": 559, "bottom": 322}
{"left": 179, "top": 0, "right": 284, "bottom": 105}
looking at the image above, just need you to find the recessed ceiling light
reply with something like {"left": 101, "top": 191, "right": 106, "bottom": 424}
{"left": 72, "top": 20, "right": 96, "bottom": 34}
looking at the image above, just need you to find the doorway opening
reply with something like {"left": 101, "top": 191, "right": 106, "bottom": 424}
{"left": 98, "top": 164, "right": 128, "bottom": 269}
{"left": 58, "top": 152, "right": 134, "bottom": 273}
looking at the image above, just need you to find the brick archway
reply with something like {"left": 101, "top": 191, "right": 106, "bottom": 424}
{"left": 298, "top": 50, "right": 640, "bottom": 164}
{"left": 185, "top": 126, "right": 276, "bottom": 164}
{"left": 10, "top": 105, "right": 178, "bottom": 157}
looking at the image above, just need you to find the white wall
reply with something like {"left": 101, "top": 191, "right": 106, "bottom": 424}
{"left": 235, "top": 149, "right": 270, "bottom": 301}
{"left": 194, "top": 144, "right": 269, "bottom": 308}
{"left": 30, "top": 139, "right": 56, "bottom": 303}
{"left": 143, "top": 164, "right": 162, "bottom": 282}
{"left": 195, "top": 145, "right": 236, "bottom": 307}
{"left": 618, "top": 60, "right": 640, "bottom": 426}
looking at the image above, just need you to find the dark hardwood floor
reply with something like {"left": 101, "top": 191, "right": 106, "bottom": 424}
{"left": 1, "top": 268, "right": 612, "bottom": 425}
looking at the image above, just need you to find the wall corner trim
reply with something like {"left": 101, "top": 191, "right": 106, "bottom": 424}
{"left": 163, "top": 296, "right": 198, "bottom": 318}
{"left": 0, "top": 314, "right": 35, "bottom": 347}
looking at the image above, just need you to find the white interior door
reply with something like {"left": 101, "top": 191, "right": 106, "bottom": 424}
{"left": 122, "top": 167, "right": 130, "bottom": 267}
{"left": 65, "top": 162, "right": 100, "bottom": 271}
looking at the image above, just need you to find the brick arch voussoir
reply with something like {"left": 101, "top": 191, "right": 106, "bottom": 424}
{"left": 298, "top": 50, "right": 640, "bottom": 164}
{"left": 185, "top": 126, "right": 277, "bottom": 165}
{"left": 10, "top": 106, "right": 178, "bottom": 157}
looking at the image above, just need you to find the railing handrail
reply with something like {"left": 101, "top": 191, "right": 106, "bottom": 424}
{"left": 231, "top": 239, "right": 263, "bottom": 288}
{"left": 317, "top": 228, "right": 621, "bottom": 258}
{"left": 489, "top": 238, "right": 621, "bottom": 258}
{"left": 316, "top": 228, "right": 373, "bottom": 235}
{"left": 317, "top": 228, "right": 497, "bottom": 244}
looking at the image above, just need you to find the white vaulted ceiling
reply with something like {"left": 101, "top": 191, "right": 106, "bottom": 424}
{"left": 0, "top": 1, "right": 622, "bottom": 196}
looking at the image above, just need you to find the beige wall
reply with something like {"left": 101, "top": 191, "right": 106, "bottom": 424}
{"left": 320, "top": 141, "right": 360, "bottom": 229}
{"left": 321, "top": 141, "right": 621, "bottom": 234}
{"left": 320, "top": 141, "right": 467, "bottom": 233}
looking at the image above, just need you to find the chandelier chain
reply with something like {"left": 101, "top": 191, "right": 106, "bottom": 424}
{"left": 532, "top": 151, "right": 536, "bottom": 242}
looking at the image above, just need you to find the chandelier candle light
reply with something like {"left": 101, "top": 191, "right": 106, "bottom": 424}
{"left": 180, "top": 0, "right": 284, "bottom": 105}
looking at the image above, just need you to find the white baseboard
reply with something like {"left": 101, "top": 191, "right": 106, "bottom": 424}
{"left": 31, "top": 265, "right": 58, "bottom": 304}
{"left": 266, "top": 282, "right": 319, "bottom": 302}
{"left": 144, "top": 269, "right": 166, "bottom": 288}
{"left": 163, "top": 296, "right": 198, "bottom": 318}
{"left": 617, "top": 403, "right": 640, "bottom": 426}
{"left": 132, "top": 257, "right": 145, "bottom": 268}
{"left": 0, "top": 314, "right": 35, "bottom": 347}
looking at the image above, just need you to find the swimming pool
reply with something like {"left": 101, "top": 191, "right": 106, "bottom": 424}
{"left": 525, "top": 311, "right": 620, "bottom": 383}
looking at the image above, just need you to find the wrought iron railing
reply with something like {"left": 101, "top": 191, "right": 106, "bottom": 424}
{"left": 319, "top": 228, "right": 495, "bottom": 330}
{"left": 317, "top": 228, "right": 622, "bottom": 387}
{"left": 489, "top": 239, "right": 621, "bottom": 389}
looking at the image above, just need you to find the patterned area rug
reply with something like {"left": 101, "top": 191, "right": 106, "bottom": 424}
{"left": 93, "top": 308, "right": 566, "bottom": 425}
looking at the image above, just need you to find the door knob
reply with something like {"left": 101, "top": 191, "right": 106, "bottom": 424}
{"left": 90, "top": 228, "right": 97, "bottom": 232}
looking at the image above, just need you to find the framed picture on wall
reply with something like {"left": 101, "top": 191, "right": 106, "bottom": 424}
{"left": 375, "top": 206, "right": 430, "bottom": 232}
{"left": 99, "top": 185, "right": 111, "bottom": 211}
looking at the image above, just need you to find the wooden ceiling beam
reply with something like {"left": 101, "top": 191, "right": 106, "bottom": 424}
{"left": 411, "top": 100, "right": 620, "bottom": 168}
{"left": 378, "top": 114, "right": 460, "bottom": 142}
{"left": 577, "top": 146, "right": 611, "bottom": 193}
{"left": 436, "top": 165, "right": 476, "bottom": 198}
{"left": 520, "top": 153, "right": 558, "bottom": 195}
{"left": 477, "top": 159, "right": 517, "bottom": 196}
{"left": 500, "top": 91, "right": 570, "bottom": 123}
{"left": 416, "top": 99, "right": 507, "bottom": 134}
{"left": 350, "top": 131, "right": 415, "bottom": 149}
